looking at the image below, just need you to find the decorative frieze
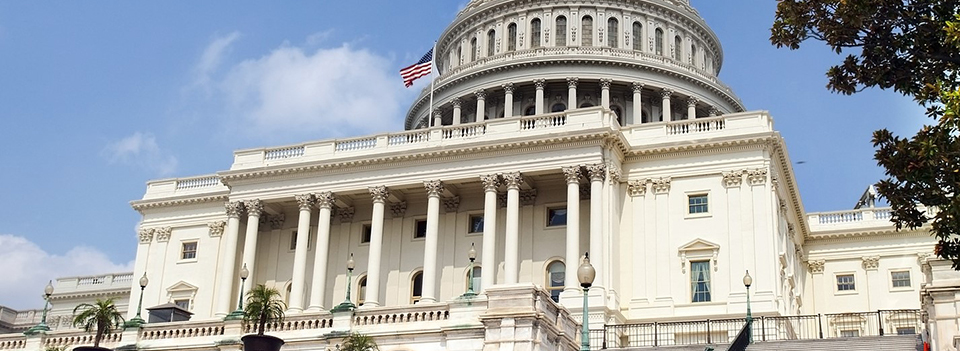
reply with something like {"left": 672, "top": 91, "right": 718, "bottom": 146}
{"left": 652, "top": 177, "right": 671, "bottom": 194}
{"left": 369, "top": 186, "right": 390, "bottom": 203}
{"left": 138, "top": 228, "right": 154, "bottom": 244}
{"left": 443, "top": 196, "right": 461, "bottom": 212}
{"left": 155, "top": 227, "right": 172, "bottom": 242}
{"left": 208, "top": 221, "right": 226, "bottom": 237}
{"left": 627, "top": 179, "right": 647, "bottom": 197}
{"left": 390, "top": 201, "right": 408, "bottom": 218}
{"left": 862, "top": 256, "right": 880, "bottom": 270}
{"left": 336, "top": 207, "right": 355, "bottom": 222}
{"left": 295, "top": 194, "right": 314, "bottom": 211}
{"left": 586, "top": 163, "right": 606, "bottom": 182}
{"left": 424, "top": 180, "right": 445, "bottom": 197}
{"left": 520, "top": 189, "right": 537, "bottom": 206}
{"left": 721, "top": 170, "right": 744, "bottom": 188}
{"left": 244, "top": 199, "right": 263, "bottom": 217}
{"left": 225, "top": 201, "right": 244, "bottom": 218}
{"left": 808, "top": 260, "right": 825, "bottom": 274}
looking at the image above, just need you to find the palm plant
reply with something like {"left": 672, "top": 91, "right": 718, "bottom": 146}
{"left": 72, "top": 298, "right": 125, "bottom": 348}
{"left": 341, "top": 333, "right": 379, "bottom": 351}
{"left": 243, "top": 284, "right": 286, "bottom": 336}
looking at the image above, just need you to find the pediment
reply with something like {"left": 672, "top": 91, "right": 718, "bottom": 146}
{"left": 678, "top": 239, "right": 720, "bottom": 253}
{"left": 167, "top": 281, "right": 199, "bottom": 293}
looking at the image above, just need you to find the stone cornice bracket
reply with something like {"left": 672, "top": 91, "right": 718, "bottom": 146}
{"left": 369, "top": 186, "right": 390, "bottom": 203}
{"left": 628, "top": 179, "right": 647, "bottom": 197}
{"left": 243, "top": 199, "right": 263, "bottom": 217}
{"left": 314, "top": 192, "right": 336, "bottom": 210}
{"left": 390, "top": 201, "right": 408, "bottom": 218}
{"left": 475, "top": 89, "right": 487, "bottom": 100}
{"left": 599, "top": 78, "right": 613, "bottom": 89}
{"left": 533, "top": 78, "right": 546, "bottom": 89}
{"left": 586, "top": 163, "right": 607, "bottom": 182}
{"left": 652, "top": 177, "right": 671, "bottom": 194}
{"left": 443, "top": 196, "right": 461, "bottom": 212}
{"left": 562, "top": 166, "right": 581, "bottom": 184}
{"left": 502, "top": 82, "right": 515, "bottom": 93}
{"left": 519, "top": 189, "right": 537, "bottom": 206}
{"left": 501, "top": 172, "right": 523, "bottom": 190}
{"left": 295, "top": 194, "right": 314, "bottom": 211}
{"left": 721, "top": 170, "right": 744, "bottom": 188}
{"left": 225, "top": 201, "right": 244, "bottom": 218}
{"left": 155, "top": 227, "right": 172, "bottom": 243}
{"left": 660, "top": 89, "right": 673, "bottom": 99}
{"left": 747, "top": 168, "right": 768, "bottom": 186}
{"left": 138, "top": 228, "right": 155, "bottom": 244}
{"left": 567, "top": 77, "right": 579, "bottom": 88}
{"left": 336, "top": 207, "right": 355, "bottom": 222}
{"left": 268, "top": 214, "right": 286, "bottom": 229}
{"left": 808, "top": 260, "right": 825, "bottom": 274}
{"left": 632, "top": 81, "right": 645, "bottom": 93}
{"left": 480, "top": 174, "right": 502, "bottom": 192}
{"left": 424, "top": 180, "right": 445, "bottom": 198}
{"left": 208, "top": 221, "right": 226, "bottom": 237}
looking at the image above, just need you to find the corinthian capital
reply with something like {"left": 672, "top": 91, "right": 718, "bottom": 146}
{"left": 632, "top": 81, "right": 645, "bottom": 93}
{"left": 475, "top": 89, "right": 487, "bottom": 100}
{"left": 501, "top": 172, "right": 524, "bottom": 189}
{"left": 369, "top": 186, "right": 390, "bottom": 203}
{"left": 138, "top": 228, "right": 154, "bottom": 244}
{"left": 225, "top": 201, "right": 244, "bottom": 218}
{"left": 295, "top": 194, "right": 314, "bottom": 211}
{"left": 567, "top": 77, "right": 579, "bottom": 88}
{"left": 586, "top": 163, "right": 607, "bottom": 182}
{"left": 208, "top": 221, "right": 226, "bottom": 237}
{"left": 660, "top": 89, "right": 673, "bottom": 99}
{"left": 502, "top": 82, "right": 515, "bottom": 94}
{"left": 424, "top": 180, "right": 445, "bottom": 197}
{"left": 314, "top": 192, "right": 335, "bottom": 209}
{"left": 534, "top": 79, "right": 547, "bottom": 89}
{"left": 244, "top": 199, "right": 263, "bottom": 217}
{"left": 155, "top": 227, "right": 172, "bottom": 242}
{"left": 451, "top": 98, "right": 462, "bottom": 108}
{"left": 480, "top": 174, "right": 501, "bottom": 192}
{"left": 562, "top": 166, "right": 581, "bottom": 184}
{"left": 599, "top": 78, "right": 613, "bottom": 89}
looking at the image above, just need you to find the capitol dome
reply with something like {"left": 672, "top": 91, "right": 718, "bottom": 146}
{"left": 404, "top": 0, "right": 745, "bottom": 130}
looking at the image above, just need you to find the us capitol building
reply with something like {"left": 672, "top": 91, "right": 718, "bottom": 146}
{"left": 3, "top": 0, "right": 959, "bottom": 350}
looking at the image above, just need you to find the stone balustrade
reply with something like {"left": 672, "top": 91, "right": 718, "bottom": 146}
{"left": 0, "top": 335, "right": 25, "bottom": 350}
{"left": 806, "top": 207, "right": 912, "bottom": 235}
{"left": 139, "top": 175, "right": 228, "bottom": 201}
{"left": 55, "top": 273, "right": 133, "bottom": 293}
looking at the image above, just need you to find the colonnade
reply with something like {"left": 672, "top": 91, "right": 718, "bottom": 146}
{"left": 213, "top": 164, "right": 610, "bottom": 316}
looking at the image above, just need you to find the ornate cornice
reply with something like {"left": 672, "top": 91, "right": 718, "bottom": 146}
{"left": 314, "top": 191, "right": 336, "bottom": 209}
{"left": 862, "top": 256, "right": 880, "bottom": 270}
{"left": 130, "top": 193, "right": 229, "bottom": 213}
{"left": 721, "top": 170, "right": 744, "bottom": 188}
{"left": 295, "top": 194, "right": 314, "bottom": 211}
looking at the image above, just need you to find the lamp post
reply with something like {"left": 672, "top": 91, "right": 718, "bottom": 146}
{"left": 333, "top": 254, "right": 356, "bottom": 312}
{"left": 578, "top": 252, "right": 596, "bottom": 351}
{"left": 743, "top": 270, "right": 753, "bottom": 344}
{"left": 225, "top": 264, "right": 250, "bottom": 320}
{"left": 462, "top": 243, "right": 478, "bottom": 298}
{"left": 24, "top": 281, "right": 54, "bottom": 335}
{"left": 124, "top": 273, "right": 149, "bottom": 328}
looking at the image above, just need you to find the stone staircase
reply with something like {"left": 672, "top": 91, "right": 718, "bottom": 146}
{"left": 618, "top": 335, "right": 920, "bottom": 351}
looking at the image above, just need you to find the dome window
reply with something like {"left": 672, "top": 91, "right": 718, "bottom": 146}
{"left": 582, "top": 16, "right": 594, "bottom": 46}
{"left": 655, "top": 28, "right": 664, "bottom": 55}
{"left": 607, "top": 18, "right": 619, "bottom": 48}
{"left": 556, "top": 16, "right": 567, "bottom": 46}
{"left": 487, "top": 29, "right": 496, "bottom": 56}
{"left": 531, "top": 19, "right": 542, "bottom": 48}
{"left": 507, "top": 23, "right": 517, "bottom": 52}
{"left": 470, "top": 37, "right": 477, "bottom": 62}
{"left": 674, "top": 35, "right": 683, "bottom": 61}
{"left": 551, "top": 103, "right": 566, "bottom": 112}
{"left": 632, "top": 22, "right": 643, "bottom": 51}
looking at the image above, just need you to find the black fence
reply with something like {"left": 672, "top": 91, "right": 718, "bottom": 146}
{"left": 593, "top": 309, "right": 921, "bottom": 349}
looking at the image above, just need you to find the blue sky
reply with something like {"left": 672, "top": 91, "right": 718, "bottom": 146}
{"left": 0, "top": 1, "right": 926, "bottom": 309}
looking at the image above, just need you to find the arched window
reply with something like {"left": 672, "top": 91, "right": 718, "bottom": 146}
{"left": 357, "top": 276, "right": 367, "bottom": 306}
{"left": 674, "top": 35, "right": 683, "bottom": 61}
{"left": 579, "top": 102, "right": 596, "bottom": 108}
{"left": 284, "top": 283, "right": 292, "bottom": 306}
{"left": 531, "top": 18, "right": 542, "bottom": 48}
{"left": 524, "top": 105, "right": 536, "bottom": 116}
{"left": 582, "top": 16, "right": 594, "bottom": 46}
{"left": 466, "top": 266, "right": 482, "bottom": 292}
{"left": 456, "top": 44, "right": 462, "bottom": 65}
{"left": 487, "top": 29, "right": 496, "bottom": 56}
{"left": 655, "top": 28, "right": 664, "bottom": 55}
{"left": 546, "top": 261, "right": 565, "bottom": 302}
{"left": 691, "top": 43, "right": 698, "bottom": 67}
{"left": 551, "top": 103, "right": 567, "bottom": 112}
{"left": 632, "top": 22, "right": 643, "bottom": 51}
{"left": 411, "top": 271, "right": 423, "bottom": 304}
{"left": 507, "top": 23, "right": 517, "bottom": 51}
{"left": 641, "top": 110, "right": 650, "bottom": 123}
{"left": 607, "top": 18, "right": 619, "bottom": 48}
{"left": 470, "top": 37, "right": 477, "bottom": 62}
{"left": 556, "top": 16, "right": 567, "bottom": 46}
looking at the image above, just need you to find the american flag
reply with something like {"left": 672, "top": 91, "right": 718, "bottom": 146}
{"left": 400, "top": 49, "right": 434, "bottom": 87}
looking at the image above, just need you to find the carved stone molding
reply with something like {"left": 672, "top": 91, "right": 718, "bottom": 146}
{"left": 138, "top": 228, "right": 154, "bottom": 244}
{"left": 502, "top": 172, "right": 523, "bottom": 189}
{"left": 520, "top": 189, "right": 537, "bottom": 206}
{"left": 208, "top": 221, "right": 226, "bottom": 237}
{"left": 443, "top": 196, "right": 461, "bottom": 212}
{"left": 632, "top": 81, "right": 645, "bottom": 93}
{"left": 295, "top": 194, "right": 314, "bottom": 211}
{"left": 244, "top": 199, "right": 263, "bottom": 217}
{"left": 562, "top": 166, "right": 581, "bottom": 184}
{"left": 747, "top": 168, "right": 768, "bottom": 186}
{"left": 567, "top": 77, "right": 579, "bottom": 88}
{"left": 652, "top": 177, "right": 671, "bottom": 194}
{"left": 862, "top": 256, "right": 880, "bottom": 270}
{"left": 808, "top": 260, "right": 825, "bottom": 274}
{"left": 225, "top": 201, "right": 244, "bottom": 218}
{"left": 722, "top": 170, "right": 744, "bottom": 188}
{"left": 314, "top": 192, "right": 335, "bottom": 209}
{"left": 480, "top": 174, "right": 501, "bottom": 192}
{"left": 628, "top": 179, "right": 647, "bottom": 197}
{"left": 337, "top": 207, "right": 355, "bottom": 222}
{"left": 586, "top": 163, "right": 607, "bottom": 182}
{"left": 424, "top": 180, "right": 445, "bottom": 197}
{"left": 390, "top": 201, "right": 408, "bottom": 218}
{"left": 369, "top": 186, "right": 390, "bottom": 203}
{"left": 155, "top": 227, "right": 172, "bottom": 242}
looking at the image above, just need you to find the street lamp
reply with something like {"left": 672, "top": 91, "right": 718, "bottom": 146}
{"left": 743, "top": 270, "right": 753, "bottom": 344}
{"left": 124, "top": 273, "right": 149, "bottom": 328}
{"left": 578, "top": 252, "right": 596, "bottom": 351}
{"left": 333, "top": 254, "right": 357, "bottom": 312}
{"left": 24, "top": 281, "right": 54, "bottom": 335}
{"left": 462, "top": 243, "right": 478, "bottom": 298}
{"left": 225, "top": 264, "right": 250, "bottom": 320}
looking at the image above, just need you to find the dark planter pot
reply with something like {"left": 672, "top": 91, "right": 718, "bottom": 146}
{"left": 241, "top": 334, "right": 285, "bottom": 351}
{"left": 73, "top": 347, "right": 112, "bottom": 351}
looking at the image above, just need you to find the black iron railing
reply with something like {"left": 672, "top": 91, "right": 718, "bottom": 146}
{"left": 594, "top": 309, "right": 921, "bottom": 349}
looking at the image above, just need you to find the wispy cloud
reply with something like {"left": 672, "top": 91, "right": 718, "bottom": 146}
{"left": 193, "top": 31, "right": 241, "bottom": 91}
{"left": 0, "top": 234, "right": 134, "bottom": 310}
{"left": 102, "top": 132, "right": 178, "bottom": 176}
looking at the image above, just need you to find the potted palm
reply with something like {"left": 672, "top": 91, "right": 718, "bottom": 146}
{"left": 241, "top": 284, "right": 286, "bottom": 351}
{"left": 340, "top": 333, "right": 379, "bottom": 351}
{"left": 72, "top": 298, "right": 125, "bottom": 351}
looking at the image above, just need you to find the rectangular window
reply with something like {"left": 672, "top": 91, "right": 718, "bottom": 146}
{"left": 896, "top": 327, "right": 916, "bottom": 335}
{"left": 690, "top": 261, "right": 711, "bottom": 302}
{"left": 469, "top": 215, "right": 484, "bottom": 233}
{"left": 547, "top": 207, "right": 567, "bottom": 227}
{"left": 891, "top": 271, "right": 911, "bottom": 288}
{"left": 361, "top": 225, "right": 372, "bottom": 244}
{"left": 289, "top": 231, "right": 313, "bottom": 250}
{"left": 688, "top": 194, "right": 708, "bottom": 214}
{"left": 839, "top": 330, "right": 860, "bottom": 338}
{"left": 414, "top": 220, "right": 428, "bottom": 239}
{"left": 174, "top": 299, "right": 190, "bottom": 310}
{"left": 837, "top": 274, "right": 856, "bottom": 291}
{"left": 181, "top": 242, "right": 198, "bottom": 260}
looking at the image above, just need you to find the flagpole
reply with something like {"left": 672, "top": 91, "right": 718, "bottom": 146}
{"left": 428, "top": 41, "right": 437, "bottom": 127}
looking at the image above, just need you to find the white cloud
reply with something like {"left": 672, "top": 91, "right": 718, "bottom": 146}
{"left": 216, "top": 43, "right": 405, "bottom": 138}
{"left": 193, "top": 31, "right": 241, "bottom": 91}
{"left": 103, "top": 132, "right": 178, "bottom": 176}
{"left": 0, "top": 234, "right": 133, "bottom": 310}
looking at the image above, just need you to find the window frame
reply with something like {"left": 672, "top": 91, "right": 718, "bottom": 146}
{"left": 413, "top": 218, "right": 428, "bottom": 240}
{"left": 686, "top": 192, "right": 710, "bottom": 218}
{"left": 581, "top": 16, "right": 594, "bottom": 47}
{"left": 690, "top": 260, "right": 712, "bottom": 303}
{"left": 607, "top": 17, "right": 619, "bottom": 48}
{"left": 531, "top": 18, "right": 542, "bottom": 48}
{"left": 632, "top": 22, "right": 643, "bottom": 51}
{"left": 468, "top": 213, "right": 485, "bottom": 234}
{"left": 545, "top": 260, "right": 565, "bottom": 303}
{"left": 546, "top": 206, "right": 568, "bottom": 228}
{"left": 360, "top": 223, "right": 372, "bottom": 245}
{"left": 288, "top": 230, "right": 314, "bottom": 251}
{"left": 835, "top": 272, "right": 857, "bottom": 294}
{"left": 507, "top": 23, "right": 518, "bottom": 51}
{"left": 465, "top": 266, "right": 482, "bottom": 293}
{"left": 356, "top": 275, "right": 367, "bottom": 306}
{"left": 655, "top": 28, "right": 664, "bottom": 55}
{"left": 173, "top": 299, "right": 191, "bottom": 311}
{"left": 411, "top": 270, "right": 424, "bottom": 304}
{"left": 890, "top": 269, "right": 912, "bottom": 290}
{"left": 556, "top": 16, "right": 568, "bottom": 46}
{"left": 180, "top": 240, "right": 199, "bottom": 262}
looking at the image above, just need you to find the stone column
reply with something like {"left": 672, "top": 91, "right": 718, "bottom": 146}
{"left": 562, "top": 167, "right": 581, "bottom": 292}
{"left": 432, "top": 109, "right": 442, "bottom": 127}
{"left": 307, "top": 192, "right": 335, "bottom": 311}
{"left": 587, "top": 163, "right": 606, "bottom": 290}
{"left": 567, "top": 77, "right": 579, "bottom": 110}
{"left": 215, "top": 201, "right": 244, "bottom": 317}
{"left": 661, "top": 89, "right": 673, "bottom": 122}
{"left": 503, "top": 172, "right": 523, "bottom": 284}
{"left": 364, "top": 186, "right": 389, "bottom": 308}
{"left": 687, "top": 98, "right": 698, "bottom": 120}
{"left": 480, "top": 174, "right": 501, "bottom": 292}
{"left": 421, "top": 180, "right": 444, "bottom": 303}
{"left": 288, "top": 194, "right": 314, "bottom": 313}
{"left": 534, "top": 79, "right": 546, "bottom": 115}
{"left": 240, "top": 199, "right": 262, "bottom": 291}
{"left": 600, "top": 78, "right": 612, "bottom": 109}
{"left": 452, "top": 99, "right": 462, "bottom": 125}
{"left": 632, "top": 82, "right": 644, "bottom": 124}
{"left": 503, "top": 83, "right": 515, "bottom": 118}
{"left": 475, "top": 90, "right": 487, "bottom": 121}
